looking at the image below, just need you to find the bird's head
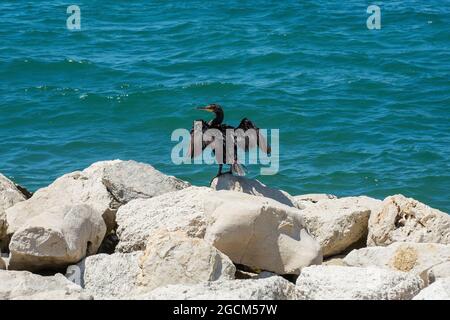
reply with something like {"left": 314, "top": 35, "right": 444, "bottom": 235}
{"left": 196, "top": 104, "right": 222, "bottom": 114}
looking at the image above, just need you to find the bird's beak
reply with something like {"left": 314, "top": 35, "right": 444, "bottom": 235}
{"left": 196, "top": 106, "right": 213, "bottom": 112}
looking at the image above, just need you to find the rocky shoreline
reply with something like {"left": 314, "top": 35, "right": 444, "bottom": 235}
{"left": 0, "top": 160, "right": 449, "bottom": 300}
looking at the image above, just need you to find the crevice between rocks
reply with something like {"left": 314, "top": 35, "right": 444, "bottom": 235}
{"left": 15, "top": 184, "right": 33, "bottom": 200}
{"left": 96, "top": 179, "right": 124, "bottom": 254}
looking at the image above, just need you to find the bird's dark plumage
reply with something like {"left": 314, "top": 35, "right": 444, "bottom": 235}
{"left": 188, "top": 104, "right": 270, "bottom": 180}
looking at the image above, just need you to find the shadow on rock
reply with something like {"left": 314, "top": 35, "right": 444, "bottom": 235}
{"left": 211, "top": 173, "right": 295, "bottom": 207}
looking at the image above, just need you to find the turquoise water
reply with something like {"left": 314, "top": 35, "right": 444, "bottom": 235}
{"left": 0, "top": 1, "right": 449, "bottom": 212}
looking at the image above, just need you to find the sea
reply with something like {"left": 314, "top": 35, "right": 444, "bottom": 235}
{"left": 0, "top": 1, "right": 449, "bottom": 212}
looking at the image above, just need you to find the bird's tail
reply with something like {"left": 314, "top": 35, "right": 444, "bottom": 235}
{"left": 231, "top": 162, "right": 247, "bottom": 176}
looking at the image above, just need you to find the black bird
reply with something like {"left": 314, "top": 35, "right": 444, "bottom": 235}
{"left": 188, "top": 104, "right": 271, "bottom": 180}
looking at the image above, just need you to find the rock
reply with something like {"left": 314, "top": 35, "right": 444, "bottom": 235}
{"left": 6, "top": 160, "right": 190, "bottom": 236}
{"left": 413, "top": 278, "right": 450, "bottom": 300}
{"left": 116, "top": 187, "right": 214, "bottom": 253}
{"left": 296, "top": 265, "right": 423, "bottom": 300}
{"left": 6, "top": 164, "right": 110, "bottom": 236}
{"left": 367, "top": 194, "right": 450, "bottom": 246}
{"left": 138, "top": 231, "right": 235, "bottom": 290}
{"left": 137, "top": 276, "right": 300, "bottom": 300}
{"left": 77, "top": 231, "right": 235, "bottom": 299}
{"left": 5, "top": 160, "right": 189, "bottom": 272}
{"left": 344, "top": 242, "right": 450, "bottom": 281}
{"left": 0, "top": 173, "right": 28, "bottom": 250}
{"left": 95, "top": 160, "right": 190, "bottom": 205}
{"left": 202, "top": 193, "right": 322, "bottom": 275}
{"left": 0, "top": 257, "right": 5, "bottom": 270}
{"left": 294, "top": 194, "right": 337, "bottom": 203}
{"left": 300, "top": 196, "right": 382, "bottom": 257}
{"left": 322, "top": 256, "right": 346, "bottom": 266}
{"left": 427, "top": 261, "right": 450, "bottom": 282}
{"left": 211, "top": 173, "right": 296, "bottom": 207}
{"left": 116, "top": 187, "right": 322, "bottom": 275}
{"left": 8, "top": 204, "right": 106, "bottom": 271}
{"left": 292, "top": 194, "right": 337, "bottom": 209}
{"left": 74, "top": 252, "right": 143, "bottom": 299}
{"left": 0, "top": 270, "right": 91, "bottom": 300}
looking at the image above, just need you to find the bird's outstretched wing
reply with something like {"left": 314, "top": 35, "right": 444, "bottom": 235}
{"left": 235, "top": 118, "right": 271, "bottom": 154}
{"left": 187, "top": 120, "right": 215, "bottom": 158}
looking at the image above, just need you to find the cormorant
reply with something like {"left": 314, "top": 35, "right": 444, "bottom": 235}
{"left": 188, "top": 104, "right": 271, "bottom": 180}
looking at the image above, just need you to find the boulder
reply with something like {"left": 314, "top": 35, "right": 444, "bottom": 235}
{"left": 76, "top": 231, "right": 235, "bottom": 299}
{"left": 8, "top": 204, "right": 106, "bottom": 271}
{"left": 72, "top": 252, "right": 143, "bottom": 299}
{"left": 292, "top": 194, "right": 337, "bottom": 209}
{"left": 116, "top": 187, "right": 215, "bottom": 253}
{"left": 300, "top": 196, "right": 382, "bottom": 257}
{"left": 296, "top": 265, "right": 423, "bottom": 300}
{"left": 427, "top": 261, "right": 450, "bottom": 282}
{"left": 95, "top": 160, "right": 190, "bottom": 205}
{"left": 0, "top": 270, "right": 91, "bottom": 300}
{"left": 322, "top": 256, "right": 346, "bottom": 266}
{"left": 0, "top": 173, "right": 28, "bottom": 249}
{"left": 137, "top": 276, "right": 300, "bottom": 300}
{"left": 116, "top": 187, "right": 322, "bottom": 275}
{"left": 6, "top": 160, "right": 190, "bottom": 236}
{"left": 138, "top": 231, "right": 235, "bottom": 290}
{"left": 203, "top": 191, "right": 322, "bottom": 275}
{"left": 0, "top": 257, "right": 5, "bottom": 270}
{"left": 367, "top": 194, "right": 450, "bottom": 246}
{"left": 413, "top": 278, "right": 450, "bottom": 300}
{"left": 5, "top": 160, "right": 189, "bottom": 271}
{"left": 344, "top": 242, "right": 450, "bottom": 281}
{"left": 294, "top": 194, "right": 337, "bottom": 203}
{"left": 211, "top": 174, "right": 296, "bottom": 207}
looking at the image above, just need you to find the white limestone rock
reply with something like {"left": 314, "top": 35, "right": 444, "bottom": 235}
{"left": 427, "top": 261, "right": 450, "bottom": 282}
{"left": 204, "top": 191, "right": 322, "bottom": 274}
{"left": 138, "top": 231, "right": 235, "bottom": 291}
{"left": 300, "top": 196, "right": 382, "bottom": 257}
{"left": 116, "top": 187, "right": 322, "bottom": 275}
{"left": 367, "top": 194, "right": 450, "bottom": 246}
{"left": 73, "top": 251, "right": 143, "bottom": 299}
{"left": 76, "top": 231, "right": 235, "bottom": 299}
{"left": 7, "top": 160, "right": 189, "bottom": 236}
{"left": 344, "top": 242, "right": 450, "bottom": 281}
{"left": 296, "top": 265, "right": 423, "bottom": 300}
{"left": 294, "top": 194, "right": 337, "bottom": 203}
{"left": 0, "top": 270, "right": 91, "bottom": 300}
{"left": 211, "top": 174, "right": 296, "bottom": 207}
{"left": 413, "top": 278, "right": 450, "bottom": 300}
{"left": 8, "top": 204, "right": 106, "bottom": 271}
{"left": 115, "top": 186, "right": 215, "bottom": 253}
{"left": 138, "top": 276, "right": 300, "bottom": 300}
{"left": 292, "top": 194, "right": 337, "bottom": 209}
{"left": 0, "top": 173, "right": 28, "bottom": 249}
{"left": 5, "top": 160, "right": 189, "bottom": 272}
{"left": 95, "top": 160, "right": 190, "bottom": 205}
{"left": 322, "top": 256, "right": 346, "bottom": 266}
